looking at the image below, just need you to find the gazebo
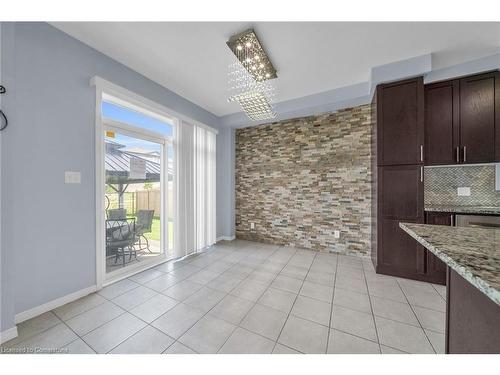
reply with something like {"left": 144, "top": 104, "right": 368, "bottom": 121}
{"left": 105, "top": 140, "right": 161, "bottom": 210}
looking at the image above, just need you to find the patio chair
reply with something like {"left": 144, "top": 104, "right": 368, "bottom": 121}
{"left": 105, "top": 218, "right": 138, "bottom": 266}
{"left": 107, "top": 208, "right": 127, "bottom": 220}
{"left": 135, "top": 210, "right": 155, "bottom": 253}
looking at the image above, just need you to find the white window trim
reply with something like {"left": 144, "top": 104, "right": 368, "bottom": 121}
{"left": 91, "top": 76, "right": 218, "bottom": 135}
{"left": 92, "top": 76, "right": 209, "bottom": 289}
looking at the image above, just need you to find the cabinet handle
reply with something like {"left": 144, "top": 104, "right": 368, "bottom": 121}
{"left": 420, "top": 166, "right": 423, "bottom": 182}
{"left": 463, "top": 146, "right": 467, "bottom": 163}
{"left": 456, "top": 146, "right": 460, "bottom": 163}
{"left": 420, "top": 145, "right": 423, "bottom": 162}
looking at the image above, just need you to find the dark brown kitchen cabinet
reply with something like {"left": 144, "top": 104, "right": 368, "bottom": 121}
{"left": 379, "top": 165, "right": 424, "bottom": 220}
{"left": 424, "top": 71, "right": 500, "bottom": 165}
{"left": 372, "top": 77, "right": 438, "bottom": 283}
{"left": 424, "top": 212, "right": 450, "bottom": 285}
{"left": 376, "top": 165, "right": 426, "bottom": 279}
{"left": 459, "top": 72, "right": 500, "bottom": 163}
{"left": 377, "top": 77, "right": 424, "bottom": 166}
{"left": 425, "top": 80, "right": 460, "bottom": 165}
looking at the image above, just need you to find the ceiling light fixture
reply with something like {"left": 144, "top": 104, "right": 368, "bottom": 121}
{"left": 227, "top": 29, "right": 278, "bottom": 121}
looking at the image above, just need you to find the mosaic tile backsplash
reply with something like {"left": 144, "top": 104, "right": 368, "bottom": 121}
{"left": 424, "top": 164, "right": 500, "bottom": 207}
{"left": 235, "top": 104, "right": 372, "bottom": 257}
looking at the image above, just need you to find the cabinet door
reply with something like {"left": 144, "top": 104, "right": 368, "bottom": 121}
{"left": 459, "top": 72, "right": 498, "bottom": 163}
{"left": 425, "top": 80, "right": 460, "bottom": 165}
{"left": 379, "top": 218, "right": 426, "bottom": 275}
{"left": 424, "top": 212, "right": 450, "bottom": 284}
{"left": 380, "top": 165, "right": 424, "bottom": 220}
{"left": 378, "top": 165, "right": 425, "bottom": 277}
{"left": 377, "top": 77, "right": 424, "bottom": 166}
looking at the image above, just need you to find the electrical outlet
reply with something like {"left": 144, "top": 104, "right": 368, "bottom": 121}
{"left": 334, "top": 230, "right": 340, "bottom": 239}
{"left": 457, "top": 187, "right": 471, "bottom": 196}
{"left": 250, "top": 222, "right": 255, "bottom": 230}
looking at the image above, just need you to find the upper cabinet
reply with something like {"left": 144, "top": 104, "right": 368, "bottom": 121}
{"left": 424, "top": 71, "right": 500, "bottom": 165}
{"left": 425, "top": 80, "right": 460, "bottom": 165}
{"left": 459, "top": 72, "right": 499, "bottom": 164}
{"left": 377, "top": 77, "right": 424, "bottom": 166}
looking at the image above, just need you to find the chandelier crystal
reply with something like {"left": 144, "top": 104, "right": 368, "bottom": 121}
{"left": 227, "top": 29, "right": 278, "bottom": 121}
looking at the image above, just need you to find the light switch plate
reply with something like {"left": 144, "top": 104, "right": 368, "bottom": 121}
{"left": 457, "top": 187, "right": 471, "bottom": 196}
{"left": 250, "top": 222, "right": 255, "bottom": 229}
{"left": 334, "top": 230, "right": 340, "bottom": 239}
{"left": 65, "top": 171, "right": 81, "bottom": 184}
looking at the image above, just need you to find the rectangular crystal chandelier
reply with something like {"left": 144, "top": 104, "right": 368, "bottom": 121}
{"left": 228, "top": 90, "right": 276, "bottom": 121}
{"left": 227, "top": 29, "right": 277, "bottom": 121}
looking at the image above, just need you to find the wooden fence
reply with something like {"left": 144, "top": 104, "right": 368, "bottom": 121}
{"left": 106, "top": 188, "right": 173, "bottom": 218}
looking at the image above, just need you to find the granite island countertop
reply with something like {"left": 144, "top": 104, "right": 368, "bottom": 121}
{"left": 399, "top": 222, "right": 500, "bottom": 306}
{"left": 425, "top": 205, "right": 500, "bottom": 215}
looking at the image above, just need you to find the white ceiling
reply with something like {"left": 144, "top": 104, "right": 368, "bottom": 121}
{"left": 51, "top": 22, "right": 500, "bottom": 116}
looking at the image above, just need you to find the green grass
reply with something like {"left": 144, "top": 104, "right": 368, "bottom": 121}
{"left": 123, "top": 216, "right": 173, "bottom": 249}
{"left": 142, "top": 218, "right": 173, "bottom": 248}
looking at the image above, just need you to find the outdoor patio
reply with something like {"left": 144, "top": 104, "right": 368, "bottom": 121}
{"left": 105, "top": 140, "right": 173, "bottom": 274}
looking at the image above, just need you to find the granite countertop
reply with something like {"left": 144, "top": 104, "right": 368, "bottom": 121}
{"left": 400, "top": 222, "right": 500, "bottom": 306}
{"left": 425, "top": 205, "right": 500, "bottom": 215}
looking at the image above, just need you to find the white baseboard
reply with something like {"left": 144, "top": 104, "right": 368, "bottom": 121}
{"left": 217, "top": 235, "right": 235, "bottom": 242}
{"left": 14, "top": 285, "right": 97, "bottom": 324}
{"left": 0, "top": 326, "right": 18, "bottom": 344}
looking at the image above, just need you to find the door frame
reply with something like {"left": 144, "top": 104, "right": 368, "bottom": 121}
{"left": 91, "top": 76, "right": 179, "bottom": 289}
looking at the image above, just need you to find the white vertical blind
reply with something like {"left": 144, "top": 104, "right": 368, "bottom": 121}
{"left": 174, "top": 120, "right": 195, "bottom": 258}
{"left": 195, "top": 126, "right": 217, "bottom": 250}
{"left": 174, "top": 121, "right": 216, "bottom": 258}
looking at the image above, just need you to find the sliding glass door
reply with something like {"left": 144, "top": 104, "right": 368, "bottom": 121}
{"left": 99, "top": 96, "right": 175, "bottom": 281}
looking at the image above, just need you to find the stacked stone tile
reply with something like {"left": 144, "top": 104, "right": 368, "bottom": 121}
{"left": 235, "top": 104, "right": 372, "bottom": 257}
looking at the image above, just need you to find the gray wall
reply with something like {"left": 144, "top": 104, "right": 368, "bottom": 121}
{"left": 216, "top": 127, "right": 235, "bottom": 239}
{"left": 0, "top": 22, "right": 223, "bottom": 333}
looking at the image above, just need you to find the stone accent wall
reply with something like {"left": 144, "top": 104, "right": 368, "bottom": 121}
{"left": 235, "top": 104, "right": 372, "bottom": 257}
{"left": 425, "top": 164, "right": 500, "bottom": 207}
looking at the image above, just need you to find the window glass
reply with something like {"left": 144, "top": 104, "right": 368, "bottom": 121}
{"left": 102, "top": 101, "right": 173, "bottom": 137}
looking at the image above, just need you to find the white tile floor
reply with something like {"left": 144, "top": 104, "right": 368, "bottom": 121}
{"left": 1, "top": 240, "right": 446, "bottom": 354}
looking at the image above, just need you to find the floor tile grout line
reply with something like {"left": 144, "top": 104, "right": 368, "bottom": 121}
{"left": 70, "top": 250, "right": 236, "bottom": 350}
{"left": 52, "top": 294, "right": 109, "bottom": 322}
{"left": 325, "top": 253, "right": 340, "bottom": 354}
{"left": 272, "top": 250, "right": 318, "bottom": 353}
{"left": 9, "top": 242, "right": 442, "bottom": 354}
{"left": 104, "top": 322, "right": 176, "bottom": 354}
{"left": 221, "top": 246, "right": 296, "bottom": 353}
{"left": 161, "top": 245, "right": 284, "bottom": 353}
{"left": 59, "top": 319, "right": 97, "bottom": 354}
{"left": 361, "top": 262, "right": 382, "bottom": 353}
{"left": 431, "top": 283, "right": 447, "bottom": 302}
{"left": 169, "top": 247, "right": 324, "bottom": 353}
{"left": 11, "top": 308, "right": 129, "bottom": 351}
{"left": 3, "top": 244, "right": 247, "bottom": 351}
{"left": 395, "top": 278, "right": 438, "bottom": 354}
{"left": 217, "top": 246, "right": 294, "bottom": 353}
{"left": 97, "top": 280, "right": 142, "bottom": 301}
{"left": 72, "top": 309, "right": 129, "bottom": 340}
{"left": 1, "top": 311, "right": 64, "bottom": 348}
{"left": 101, "top": 245, "right": 265, "bottom": 354}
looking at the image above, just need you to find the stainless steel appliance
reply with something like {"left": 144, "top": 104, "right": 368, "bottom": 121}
{"left": 456, "top": 214, "right": 500, "bottom": 229}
